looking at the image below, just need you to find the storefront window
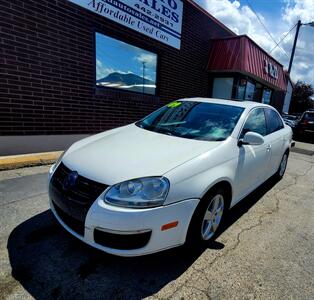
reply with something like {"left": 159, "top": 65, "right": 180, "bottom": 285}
{"left": 235, "top": 79, "right": 256, "bottom": 101}
{"left": 245, "top": 81, "right": 255, "bottom": 101}
{"left": 262, "top": 88, "right": 272, "bottom": 104}
{"left": 96, "top": 33, "right": 157, "bottom": 95}
{"left": 253, "top": 83, "right": 263, "bottom": 102}
{"left": 236, "top": 79, "right": 246, "bottom": 100}
{"left": 212, "top": 78, "right": 233, "bottom": 99}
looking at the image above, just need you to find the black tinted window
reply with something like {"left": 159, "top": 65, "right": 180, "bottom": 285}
{"left": 136, "top": 101, "right": 244, "bottom": 141}
{"left": 303, "top": 112, "right": 314, "bottom": 121}
{"left": 265, "top": 108, "right": 284, "bottom": 134}
{"left": 240, "top": 108, "right": 267, "bottom": 138}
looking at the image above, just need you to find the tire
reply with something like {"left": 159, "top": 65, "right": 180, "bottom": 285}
{"left": 185, "top": 187, "right": 228, "bottom": 249}
{"left": 275, "top": 151, "right": 289, "bottom": 180}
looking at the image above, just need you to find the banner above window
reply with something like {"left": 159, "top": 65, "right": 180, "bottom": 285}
{"left": 68, "top": 0, "right": 183, "bottom": 49}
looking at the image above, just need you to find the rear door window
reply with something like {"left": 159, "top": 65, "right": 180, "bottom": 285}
{"left": 265, "top": 108, "right": 284, "bottom": 134}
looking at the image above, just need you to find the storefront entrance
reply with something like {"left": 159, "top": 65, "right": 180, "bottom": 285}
{"left": 211, "top": 75, "right": 273, "bottom": 104}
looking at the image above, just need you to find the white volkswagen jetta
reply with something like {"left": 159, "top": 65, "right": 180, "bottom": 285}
{"left": 48, "top": 98, "right": 292, "bottom": 256}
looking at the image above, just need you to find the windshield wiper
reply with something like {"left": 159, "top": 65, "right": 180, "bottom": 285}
{"left": 164, "top": 132, "right": 173, "bottom": 136}
{"left": 156, "top": 127, "right": 182, "bottom": 137}
{"left": 137, "top": 122, "right": 182, "bottom": 137}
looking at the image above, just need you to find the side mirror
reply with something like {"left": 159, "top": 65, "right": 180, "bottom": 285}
{"left": 238, "top": 131, "right": 264, "bottom": 146}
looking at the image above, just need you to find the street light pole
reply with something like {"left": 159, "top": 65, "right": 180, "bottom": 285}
{"left": 288, "top": 20, "right": 301, "bottom": 74}
{"left": 288, "top": 20, "right": 314, "bottom": 74}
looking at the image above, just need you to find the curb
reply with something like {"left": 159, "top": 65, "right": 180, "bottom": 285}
{"left": 0, "top": 151, "right": 63, "bottom": 171}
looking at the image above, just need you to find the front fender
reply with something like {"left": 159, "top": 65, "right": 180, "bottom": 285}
{"left": 163, "top": 149, "right": 237, "bottom": 206}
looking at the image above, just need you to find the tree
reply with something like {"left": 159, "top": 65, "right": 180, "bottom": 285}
{"left": 289, "top": 81, "right": 314, "bottom": 113}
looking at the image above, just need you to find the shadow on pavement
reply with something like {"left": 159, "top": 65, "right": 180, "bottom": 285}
{"left": 218, "top": 176, "right": 279, "bottom": 237}
{"left": 7, "top": 177, "right": 279, "bottom": 299}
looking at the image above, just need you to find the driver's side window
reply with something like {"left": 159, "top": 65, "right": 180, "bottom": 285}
{"left": 240, "top": 108, "right": 267, "bottom": 139}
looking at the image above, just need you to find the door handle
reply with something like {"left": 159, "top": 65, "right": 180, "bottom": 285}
{"left": 266, "top": 145, "right": 271, "bottom": 151}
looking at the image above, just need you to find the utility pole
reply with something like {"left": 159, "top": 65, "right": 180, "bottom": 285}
{"left": 142, "top": 61, "right": 146, "bottom": 94}
{"left": 288, "top": 20, "right": 301, "bottom": 74}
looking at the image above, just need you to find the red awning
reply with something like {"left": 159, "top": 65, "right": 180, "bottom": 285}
{"left": 207, "top": 35, "right": 287, "bottom": 91}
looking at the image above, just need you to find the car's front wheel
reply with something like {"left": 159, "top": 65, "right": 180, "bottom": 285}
{"left": 186, "top": 187, "right": 227, "bottom": 248}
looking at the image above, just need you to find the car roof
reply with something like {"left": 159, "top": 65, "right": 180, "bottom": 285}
{"left": 179, "top": 97, "right": 273, "bottom": 110}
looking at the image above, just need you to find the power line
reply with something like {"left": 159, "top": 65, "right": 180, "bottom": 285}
{"left": 245, "top": 0, "right": 289, "bottom": 58}
{"left": 270, "top": 23, "right": 297, "bottom": 54}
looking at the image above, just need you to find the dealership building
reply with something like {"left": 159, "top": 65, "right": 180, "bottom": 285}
{"left": 0, "top": 0, "right": 291, "bottom": 155}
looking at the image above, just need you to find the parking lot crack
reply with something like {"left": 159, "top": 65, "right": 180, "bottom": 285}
{"left": 168, "top": 162, "right": 314, "bottom": 299}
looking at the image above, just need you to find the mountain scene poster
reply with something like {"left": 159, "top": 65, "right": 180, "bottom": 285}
{"left": 96, "top": 33, "right": 157, "bottom": 95}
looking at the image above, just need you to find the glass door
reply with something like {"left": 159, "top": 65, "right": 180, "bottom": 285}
{"left": 262, "top": 88, "right": 272, "bottom": 104}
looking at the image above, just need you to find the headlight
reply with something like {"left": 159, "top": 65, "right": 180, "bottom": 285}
{"left": 49, "top": 151, "right": 65, "bottom": 174}
{"left": 104, "top": 177, "right": 170, "bottom": 208}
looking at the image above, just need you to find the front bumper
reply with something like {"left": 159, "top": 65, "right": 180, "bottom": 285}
{"left": 50, "top": 196, "right": 199, "bottom": 257}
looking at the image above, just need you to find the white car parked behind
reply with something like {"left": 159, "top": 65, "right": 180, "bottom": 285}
{"left": 48, "top": 98, "right": 292, "bottom": 256}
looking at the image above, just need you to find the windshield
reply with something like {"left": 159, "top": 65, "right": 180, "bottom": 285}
{"left": 136, "top": 101, "right": 244, "bottom": 141}
{"left": 304, "top": 112, "right": 314, "bottom": 121}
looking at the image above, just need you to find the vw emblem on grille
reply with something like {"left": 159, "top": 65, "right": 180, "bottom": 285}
{"left": 63, "top": 171, "right": 79, "bottom": 190}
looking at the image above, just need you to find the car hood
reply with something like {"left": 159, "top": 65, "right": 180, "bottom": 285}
{"left": 62, "top": 124, "right": 221, "bottom": 185}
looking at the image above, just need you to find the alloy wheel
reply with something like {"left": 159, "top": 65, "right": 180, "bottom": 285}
{"left": 201, "top": 194, "right": 224, "bottom": 240}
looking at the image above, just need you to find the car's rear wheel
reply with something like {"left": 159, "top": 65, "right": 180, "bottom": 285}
{"left": 186, "top": 187, "right": 227, "bottom": 248}
{"left": 276, "top": 151, "right": 289, "bottom": 179}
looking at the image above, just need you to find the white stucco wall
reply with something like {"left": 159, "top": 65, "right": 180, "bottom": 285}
{"left": 282, "top": 80, "right": 293, "bottom": 113}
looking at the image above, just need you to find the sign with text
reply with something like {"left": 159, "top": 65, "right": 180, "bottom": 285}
{"left": 68, "top": 0, "right": 183, "bottom": 49}
{"left": 264, "top": 59, "right": 279, "bottom": 79}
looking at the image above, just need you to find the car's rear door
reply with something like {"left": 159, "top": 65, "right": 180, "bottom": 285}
{"left": 264, "top": 108, "right": 285, "bottom": 175}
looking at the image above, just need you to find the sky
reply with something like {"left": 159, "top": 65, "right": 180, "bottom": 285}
{"left": 95, "top": 33, "right": 157, "bottom": 82}
{"left": 195, "top": 0, "right": 314, "bottom": 87}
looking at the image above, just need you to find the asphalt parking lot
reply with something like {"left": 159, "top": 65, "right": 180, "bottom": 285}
{"left": 0, "top": 150, "right": 313, "bottom": 299}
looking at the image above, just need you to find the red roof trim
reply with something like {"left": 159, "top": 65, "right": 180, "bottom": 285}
{"left": 207, "top": 36, "right": 287, "bottom": 91}
{"left": 211, "top": 35, "right": 284, "bottom": 67}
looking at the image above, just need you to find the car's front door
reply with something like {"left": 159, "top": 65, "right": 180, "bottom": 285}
{"left": 234, "top": 108, "right": 271, "bottom": 202}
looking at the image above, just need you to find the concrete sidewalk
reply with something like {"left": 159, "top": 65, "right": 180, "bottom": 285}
{"left": 0, "top": 151, "right": 62, "bottom": 171}
{"left": 291, "top": 141, "right": 314, "bottom": 156}
{"left": 294, "top": 141, "right": 314, "bottom": 151}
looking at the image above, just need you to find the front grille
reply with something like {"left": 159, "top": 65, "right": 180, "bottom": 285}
{"left": 94, "top": 229, "right": 152, "bottom": 250}
{"left": 49, "top": 162, "right": 108, "bottom": 236}
{"left": 53, "top": 201, "right": 85, "bottom": 235}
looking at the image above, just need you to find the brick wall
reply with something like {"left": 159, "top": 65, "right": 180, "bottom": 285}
{"left": 0, "top": 0, "right": 233, "bottom": 136}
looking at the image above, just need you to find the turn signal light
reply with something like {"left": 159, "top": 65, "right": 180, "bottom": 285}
{"left": 161, "top": 221, "right": 178, "bottom": 231}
